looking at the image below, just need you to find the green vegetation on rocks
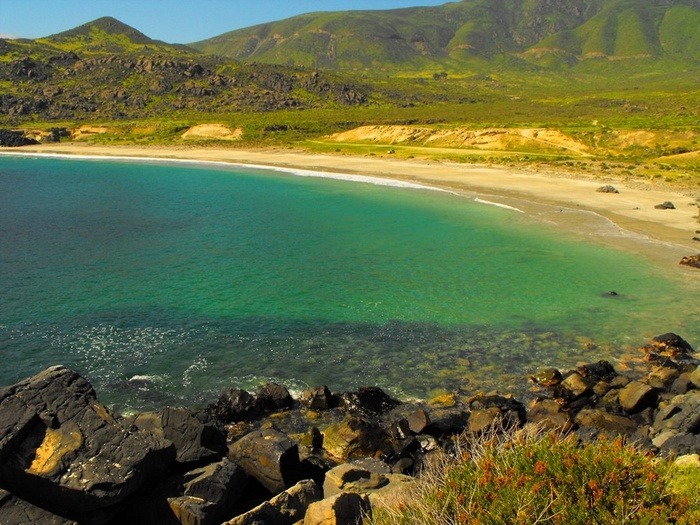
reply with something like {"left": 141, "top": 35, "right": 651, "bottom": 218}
{"left": 370, "top": 427, "right": 700, "bottom": 525}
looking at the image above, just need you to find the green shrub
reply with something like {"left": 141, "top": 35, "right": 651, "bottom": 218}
{"left": 370, "top": 427, "right": 698, "bottom": 525}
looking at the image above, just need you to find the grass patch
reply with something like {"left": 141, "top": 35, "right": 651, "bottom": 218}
{"left": 370, "top": 426, "right": 699, "bottom": 525}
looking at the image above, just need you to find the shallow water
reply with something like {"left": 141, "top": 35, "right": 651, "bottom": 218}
{"left": 0, "top": 155, "right": 697, "bottom": 411}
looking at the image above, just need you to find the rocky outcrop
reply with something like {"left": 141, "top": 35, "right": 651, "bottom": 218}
{"left": 0, "top": 129, "right": 39, "bottom": 147}
{"left": 131, "top": 407, "right": 226, "bottom": 464}
{"left": 0, "top": 366, "right": 175, "bottom": 518}
{"left": 596, "top": 185, "right": 619, "bottom": 193}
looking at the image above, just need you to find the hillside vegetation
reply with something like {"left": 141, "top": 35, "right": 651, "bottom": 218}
{"left": 192, "top": 0, "right": 700, "bottom": 71}
{"left": 0, "top": 5, "right": 698, "bottom": 186}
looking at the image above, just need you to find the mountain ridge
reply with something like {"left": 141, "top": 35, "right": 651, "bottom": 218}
{"left": 190, "top": 0, "right": 700, "bottom": 70}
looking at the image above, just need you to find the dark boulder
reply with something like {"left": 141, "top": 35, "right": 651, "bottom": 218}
{"left": 322, "top": 417, "right": 392, "bottom": 461}
{"left": 300, "top": 386, "right": 336, "bottom": 411}
{"left": 680, "top": 255, "right": 700, "bottom": 269}
{"left": 208, "top": 388, "right": 260, "bottom": 423}
{"left": 651, "top": 333, "right": 695, "bottom": 355}
{"left": 0, "top": 366, "right": 175, "bottom": 515}
{"left": 651, "top": 391, "right": 700, "bottom": 455}
{"left": 574, "top": 409, "right": 638, "bottom": 440}
{"left": 131, "top": 407, "right": 226, "bottom": 464}
{"left": 577, "top": 360, "right": 617, "bottom": 383}
{"left": 618, "top": 381, "right": 657, "bottom": 414}
{"left": 467, "top": 394, "right": 526, "bottom": 433}
{"left": 256, "top": 383, "right": 294, "bottom": 412}
{"left": 654, "top": 201, "right": 675, "bottom": 209}
{"left": 338, "top": 387, "right": 401, "bottom": 416}
{"left": 228, "top": 429, "right": 301, "bottom": 495}
{"left": 168, "top": 459, "right": 248, "bottom": 525}
{"left": 596, "top": 185, "right": 619, "bottom": 193}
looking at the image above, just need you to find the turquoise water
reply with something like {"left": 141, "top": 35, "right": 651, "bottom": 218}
{"left": 0, "top": 155, "right": 697, "bottom": 411}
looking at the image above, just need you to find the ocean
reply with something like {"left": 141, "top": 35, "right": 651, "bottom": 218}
{"left": 0, "top": 154, "right": 697, "bottom": 411}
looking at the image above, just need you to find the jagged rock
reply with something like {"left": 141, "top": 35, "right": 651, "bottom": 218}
{"left": 0, "top": 366, "right": 175, "bottom": 515}
{"left": 596, "top": 185, "right": 619, "bottom": 193}
{"left": 574, "top": 408, "right": 637, "bottom": 438}
{"left": 167, "top": 458, "right": 248, "bottom": 525}
{"left": 208, "top": 388, "right": 260, "bottom": 423}
{"left": 300, "top": 386, "right": 336, "bottom": 411}
{"left": 322, "top": 417, "right": 391, "bottom": 461}
{"left": 256, "top": 383, "right": 294, "bottom": 412}
{"left": 338, "top": 387, "right": 401, "bottom": 416}
{"left": 654, "top": 201, "right": 675, "bottom": 209}
{"left": 680, "top": 255, "right": 700, "bottom": 269}
{"left": 131, "top": 407, "right": 226, "bottom": 464}
{"left": 224, "top": 479, "right": 322, "bottom": 525}
{"left": 651, "top": 391, "right": 700, "bottom": 455}
{"left": 0, "top": 489, "right": 77, "bottom": 525}
{"left": 228, "top": 428, "right": 301, "bottom": 494}
{"left": 618, "top": 381, "right": 657, "bottom": 413}
{"left": 303, "top": 492, "right": 371, "bottom": 525}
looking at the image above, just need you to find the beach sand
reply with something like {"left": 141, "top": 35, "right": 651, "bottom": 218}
{"left": 6, "top": 142, "right": 700, "bottom": 269}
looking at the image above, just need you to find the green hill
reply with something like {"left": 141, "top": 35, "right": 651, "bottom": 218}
{"left": 0, "top": 17, "right": 371, "bottom": 123}
{"left": 191, "top": 0, "right": 700, "bottom": 71}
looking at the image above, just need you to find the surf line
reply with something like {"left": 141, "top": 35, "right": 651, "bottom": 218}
{"left": 474, "top": 197, "right": 525, "bottom": 213}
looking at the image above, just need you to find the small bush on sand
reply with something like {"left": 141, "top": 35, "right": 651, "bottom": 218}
{"left": 370, "top": 426, "right": 698, "bottom": 525}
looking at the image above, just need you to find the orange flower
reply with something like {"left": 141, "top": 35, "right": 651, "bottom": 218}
{"left": 534, "top": 460, "right": 548, "bottom": 475}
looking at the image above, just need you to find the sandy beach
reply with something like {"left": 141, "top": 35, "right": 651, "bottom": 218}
{"left": 5, "top": 142, "right": 700, "bottom": 269}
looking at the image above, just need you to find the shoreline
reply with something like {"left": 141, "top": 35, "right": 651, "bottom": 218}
{"left": 3, "top": 142, "right": 699, "bottom": 271}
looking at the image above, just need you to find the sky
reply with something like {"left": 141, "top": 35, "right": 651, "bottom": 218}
{"left": 0, "top": 0, "right": 450, "bottom": 43}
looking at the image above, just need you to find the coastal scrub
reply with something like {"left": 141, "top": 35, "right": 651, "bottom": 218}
{"left": 370, "top": 426, "right": 699, "bottom": 525}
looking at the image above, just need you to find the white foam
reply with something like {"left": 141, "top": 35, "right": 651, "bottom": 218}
{"left": 474, "top": 197, "right": 525, "bottom": 213}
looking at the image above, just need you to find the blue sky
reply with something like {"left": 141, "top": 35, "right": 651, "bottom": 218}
{"left": 0, "top": 0, "right": 449, "bottom": 43}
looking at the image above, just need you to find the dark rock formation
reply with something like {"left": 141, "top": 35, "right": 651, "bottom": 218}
{"left": 168, "top": 459, "right": 248, "bottom": 525}
{"left": 131, "top": 407, "right": 226, "bottom": 464}
{"left": 596, "top": 185, "right": 619, "bottom": 193}
{"left": 208, "top": 388, "right": 260, "bottom": 424}
{"left": 338, "top": 386, "right": 401, "bottom": 416}
{"left": 0, "top": 129, "right": 39, "bottom": 147}
{"left": 256, "top": 382, "right": 294, "bottom": 412}
{"left": 228, "top": 428, "right": 301, "bottom": 495}
{"left": 680, "top": 254, "right": 700, "bottom": 269}
{"left": 300, "top": 386, "right": 336, "bottom": 411}
{"left": 654, "top": 201, "right": 675, "bottom": 209}
{"left": 0, "top": 366, "right": 175, "bottom": 516}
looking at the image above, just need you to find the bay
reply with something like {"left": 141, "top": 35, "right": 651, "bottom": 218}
{"left": 0, "top": 155, "right": 696, "bottom": 411}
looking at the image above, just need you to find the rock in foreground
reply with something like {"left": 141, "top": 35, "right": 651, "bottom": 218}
{"left": 0, "top": 366, "right": 175, "bottom": 518}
